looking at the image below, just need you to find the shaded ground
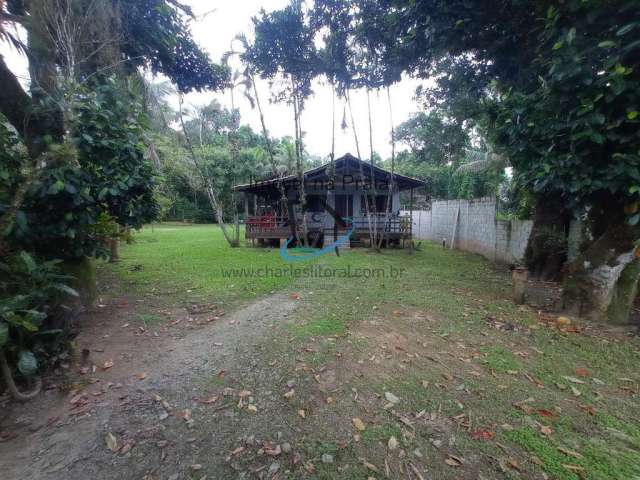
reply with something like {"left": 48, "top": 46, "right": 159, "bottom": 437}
{"left": 1, "top": 225, "right": 639, "bottom": 480}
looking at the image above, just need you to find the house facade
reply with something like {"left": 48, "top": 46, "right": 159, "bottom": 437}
{"left": 233, "top": 154, "right": 425, "bottom": 248}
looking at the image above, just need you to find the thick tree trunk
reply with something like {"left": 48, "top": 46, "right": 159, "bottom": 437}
{"left": 524, "top": 194, "right": 570, "bottom": 280}
{"left": 562, "top": 222, "right": 640, "bottom": 324}
{"left": 62, "top": 257, "right": 98, "bottom": 310}
{"left": 109, "top": 238, "right": 120, "bottom": 263}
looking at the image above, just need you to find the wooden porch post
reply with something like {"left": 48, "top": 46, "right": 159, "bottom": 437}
{"left": 408, "top": 187, "right": 414, "bottom": 251}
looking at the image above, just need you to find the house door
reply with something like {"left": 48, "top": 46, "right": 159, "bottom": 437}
{"left": 334, "top": 194, "right": 353, "bottom": 220}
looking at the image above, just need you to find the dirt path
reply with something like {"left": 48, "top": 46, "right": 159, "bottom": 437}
{"left": 0, "top": 292, "right": 300, "bottom": 479}
{"left": 3, "top": 277, "right": 639, "bottom": 480}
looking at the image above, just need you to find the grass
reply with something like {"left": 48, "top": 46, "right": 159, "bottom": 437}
{"left": 292, "top": 317, "right": 347, "bottom": 338}
{"left": 481, "top": 345, "right": 523, "bottom": 373}
{"left": 108, "top": 224, "right": 640, "bottom": 480}
{"left": 109, "top": 223, "right": 298, "bottom": 306}
{"left": 137, "top": 312, "right": 164, "bottom": 328}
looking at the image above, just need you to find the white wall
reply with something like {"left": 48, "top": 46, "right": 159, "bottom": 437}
{"left": 404, "top": 198, "right": 533, "bottom": 264}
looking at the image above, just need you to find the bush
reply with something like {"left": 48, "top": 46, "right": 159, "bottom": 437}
{"left": 0, "top": 251, "right": 78, "bottom": 378}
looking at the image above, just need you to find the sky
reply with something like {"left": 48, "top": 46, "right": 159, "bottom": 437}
{"left": 1, "top": 0, "right": 427, "bottom": 160}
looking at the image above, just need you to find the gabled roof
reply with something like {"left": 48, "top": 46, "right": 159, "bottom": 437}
{"left": 233, "top": 153, "right": 426, "bottom": 194}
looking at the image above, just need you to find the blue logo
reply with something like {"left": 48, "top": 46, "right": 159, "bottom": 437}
{"left": 279, "top": 218, "right": 354, "bottom": 262}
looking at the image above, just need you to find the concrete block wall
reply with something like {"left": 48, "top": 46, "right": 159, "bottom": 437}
{"left": 403, "top": 198, "right": 533, "bottom": 264}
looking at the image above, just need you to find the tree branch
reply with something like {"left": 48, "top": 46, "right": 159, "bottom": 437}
{"left": 0, "top": 53, "right": 33, "bottom": 142}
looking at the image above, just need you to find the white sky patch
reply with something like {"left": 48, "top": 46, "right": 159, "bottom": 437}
{"left": 0, "top": 0, "right": 429, "bottom": 159}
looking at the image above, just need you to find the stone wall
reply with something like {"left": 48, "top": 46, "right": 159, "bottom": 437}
{"left": 403, "top": 198, "right": 533, "bottom": 264}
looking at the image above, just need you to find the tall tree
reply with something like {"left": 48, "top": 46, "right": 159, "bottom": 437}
{"left": 304, "top": 0, "right": 640, "bottom": 323}
{"left": 243, "top": 1, "right": 320, "bottom": 246}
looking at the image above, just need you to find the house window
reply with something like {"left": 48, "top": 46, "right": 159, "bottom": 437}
{"left": 306, "top": 194, "right": 326, "bottom": 212}
{"left": 361, "top": 195, "right": 391, "bottom": 213}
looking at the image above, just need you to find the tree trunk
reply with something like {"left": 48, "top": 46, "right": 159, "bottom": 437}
{"left": 249, "top": 74, "right": 296, "bottom": 243}
{"left": 524, "top": 194, "right": 570, "bottom": 280}
{"left": 562, "top": 222, "right": 640, "bottom": 324}
{"left": 346, "top": 89, "right": 374, "bottom": 243}
{"left": 109, "top": 238, "right": 120, "bottom": 263}
{"left": 62, "top": 257, "right": 98, "bottom": 310}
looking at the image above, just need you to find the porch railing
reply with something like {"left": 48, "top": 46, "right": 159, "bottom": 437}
{"left": 245, "top": 213, "right": 412, "bottom": 237}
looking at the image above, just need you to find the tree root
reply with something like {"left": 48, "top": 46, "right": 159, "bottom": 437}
{"left": 0, "top": 350, "right": 42, "bottom": 402}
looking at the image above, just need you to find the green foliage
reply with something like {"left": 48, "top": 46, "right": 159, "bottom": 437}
{"left": 74, "top": 77, "right": 159, "bottom": 230}
{"left": 396, "top": 151, "right": 503, "bottom": 200}
{"left": 3, "top": 78, "right": 159, "bottom": 260}
{"left": 0, "top": 120, "right": 26, "bottom": 207}
{"left": 0, "top": 251, "right": 77, "bottom": 374}
{"left": 244, "top": 1, "right": 319, "bottom": 98}
{"left": 488, "top": 1, "right": 640, "bottom": 220}
{"left": 120, "top": 0, "right": 229, "bottom": 93}
{"left": 305, "top": 0, "right": 640, "bottom": 230}
{"left": 396, "top": 112, "right": 470, "bottom": 167}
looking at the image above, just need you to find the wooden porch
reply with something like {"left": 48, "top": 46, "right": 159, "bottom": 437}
{"left": 245, "top": 213, "right": 413, "bottom": 247}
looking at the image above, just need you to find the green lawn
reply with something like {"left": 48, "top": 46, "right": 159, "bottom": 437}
{"left": 108, "top": 224, "right": 640, "bottom": 480}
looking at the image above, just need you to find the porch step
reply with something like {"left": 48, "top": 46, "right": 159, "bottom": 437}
{"left": 324, "top": 232, "right": 351, "bottom": 249}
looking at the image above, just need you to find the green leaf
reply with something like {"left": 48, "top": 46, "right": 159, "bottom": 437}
{"left": 627, "top": 111, "right": 638, "bottom": 120}
{"left": 0, "top": 323, "right": 8, "bottom": 347}
{"left": 616, "top": 24, "right": 636, "bottom": 36}
{"left": 24, "top": 310, "right": 47, "bottom": 326}
{"left": 19, "top": 251, "right": 36, "bottom": 273}
{"left": 629, "top": 212, "right": 640, "bottom": 226}
{"left": 47, "top": 180, "right": 65, "bottom": 195}
{"left": 598, "top": 40, "right": 616, "bottom": 48}
{"left": 52, "top": 284, "right": 79, "bottom": 297}
{"left": 15, "top": 210, "right": 27, "bottom": 231}
{"left": 553, "top": 41, "right": 564, "bottom": 50}
{"left": 17, "top": 350, "right": 38, "bottom": 376}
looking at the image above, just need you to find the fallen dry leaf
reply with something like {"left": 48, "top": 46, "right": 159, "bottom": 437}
{"left": 230, "top": 446, "right": 245, "bottom": 456}
{"left": 562, "top": 376, "right": 585, "bottom": 384}
{"left": 105, "top": 432, "right": 118, "bottom": 452}
{"left": 558, "top": 447, "right": 584, "bottom": 459}
{"left": 298, "top": 409, "right": 306, "bottom": 418}
{"left": 536, "top": 408, "right": 556, "bottom": 418}
{"left": 119, "top": 440, "right": 135, "bottom": 455}
{"left": 471, "top": 430, "right": 495, "bottom": 440}
{"left": 540, "top": 425, "right": 553, "bottom": 436}
{"left": 200, "top": 395, "right": 219, "bottom": 405}
{"left": 579, "top": 404, "right": 597, "bottom": 416}
{"left": 445, "top": 455, "right": 464, "bottom": 467}
{"left": 352, "top": 418, "right": 366, "bottom": 431}
{"left": 265, "top": 445, "right": 282, "bottom": 456}
{"left": 575, "top": 367, "right": 590, "bottom": 377}
{"left": 563, "top": 464, "right": 587, "bottom": 476}
{"left": 361, "top": 460, "right": 379, "bottom": 473}
{"left": 102, "top": 360, "right": 114, "bottom": 370}
{"left": 507, "top": 458, "right": 522, "bottom": 471}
